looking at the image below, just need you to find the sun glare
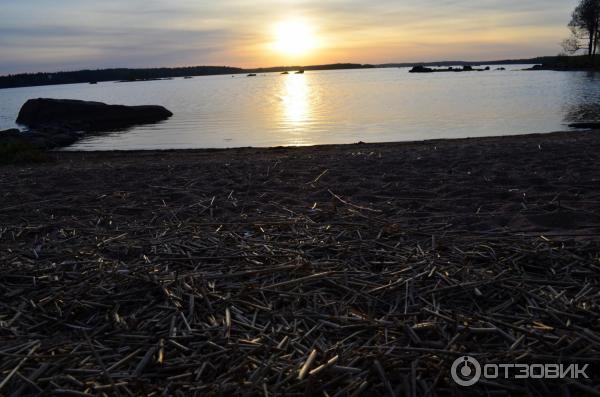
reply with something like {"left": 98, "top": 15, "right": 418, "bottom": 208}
{"left": 273, "top": 20, "right": 317, "bottom": 56}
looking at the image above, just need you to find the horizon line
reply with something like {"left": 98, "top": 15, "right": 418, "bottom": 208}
{"left": 0, "top": 54, "right": 558, "bottom": 77}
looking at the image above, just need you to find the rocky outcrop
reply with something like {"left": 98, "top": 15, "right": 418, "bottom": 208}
{"left": 8, "top": 98, "right": 173, "bottom": 149}
{"left": 409, "top": 65, "right": 490, "bottom": 73}
{"left": 0, "top": 128, "right": 21, "bottom": 136}
{"left": 409, "top": 66, "right": 434, "bottom": 73}
{"left": 17, "top": 98, "right": 172, "bottom": 130}
{"left": 526, "top": 65, "right": 545, "bottom": 71}
{"left": 0, "top": 127, "right": 82, "bottom": 149}
{"left": 0, "top": 129, "right": 27, "bottom": 146}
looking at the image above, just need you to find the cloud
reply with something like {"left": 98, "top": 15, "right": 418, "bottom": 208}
{"left": 0, "top": 0, "right": 580, "bottom": 74}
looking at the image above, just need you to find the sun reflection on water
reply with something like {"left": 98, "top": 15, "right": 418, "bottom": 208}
{"left": 280, "top": 74, "right": 312, "bottom": 145}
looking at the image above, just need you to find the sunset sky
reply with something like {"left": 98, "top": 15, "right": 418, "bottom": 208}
{"left": 1, "top": 0, "right": 579, "bottom": 75}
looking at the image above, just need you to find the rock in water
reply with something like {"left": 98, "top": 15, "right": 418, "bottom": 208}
{"left": 409, "top": 66, "right": 433, "bottom": 73}
{"left": 569, "top": 122, "right": 600, "bottom": 129}
{"left": 16, "top": 98, "right": 173, "bottom": 130}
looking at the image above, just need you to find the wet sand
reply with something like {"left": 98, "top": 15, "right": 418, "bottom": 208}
{"left": 4, "top": 130, "right": 600, "bottom": 237}
{"left": 1, "top": 130, "right": 599, "bottom": 395}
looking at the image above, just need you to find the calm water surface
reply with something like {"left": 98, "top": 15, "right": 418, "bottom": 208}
{"left": 1, "top": 66, "right": 599, "bottom": 150}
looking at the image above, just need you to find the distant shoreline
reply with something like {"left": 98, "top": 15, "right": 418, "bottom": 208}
{"left": 0, "top": 55, "right": 573, "bottom": 89}
{"left": 0, "top": 64, "right": 374, "bottom": 89}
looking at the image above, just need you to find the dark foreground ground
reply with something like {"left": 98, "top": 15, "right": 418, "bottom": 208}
{"left": 1, "top": 131, "right": 599, "bottom": 396}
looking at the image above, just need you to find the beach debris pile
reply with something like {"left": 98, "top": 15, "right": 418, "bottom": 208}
{"left": 1, "top": 207, "right": 598, "bottom": 395}
{"left": 1, "top": 136, "right": 599, "bottom": 395}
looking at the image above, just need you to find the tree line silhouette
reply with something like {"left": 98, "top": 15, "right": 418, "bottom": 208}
{"left": 563, "top": 0, "right": 600, "bottom": 56}
{"left": 0, "top": 64, "right": 374, "bottom": 89}
{"left": 0, "top": 66, "right": 243, "bottom": 89}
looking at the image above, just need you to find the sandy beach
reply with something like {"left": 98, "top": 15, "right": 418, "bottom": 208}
{"left": 1, "top": 130, "right": 599, "bottom": 395}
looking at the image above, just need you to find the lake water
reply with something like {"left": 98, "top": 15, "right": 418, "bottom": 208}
{"left": 1, "top": 66, "right": 599, "bottom": 150}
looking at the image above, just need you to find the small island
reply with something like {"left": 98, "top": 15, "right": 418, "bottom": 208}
{"left": 409, "top": 65, "right": 491, "bottom": 73}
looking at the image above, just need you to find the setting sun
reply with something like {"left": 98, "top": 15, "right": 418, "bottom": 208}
{"left": 273, "top": 20, "right": 317, "bottom": 56}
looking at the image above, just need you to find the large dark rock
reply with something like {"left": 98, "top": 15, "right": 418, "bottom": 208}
{"left": 9, "top": 99, "right": 173, "bottom": 149}
{"left": 16, "top": 98, "right": 173, "bottom": 130}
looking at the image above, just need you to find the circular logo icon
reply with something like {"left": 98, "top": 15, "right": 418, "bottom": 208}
{"left": 451, "top": 356, "right": 481, "bottom": 386}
